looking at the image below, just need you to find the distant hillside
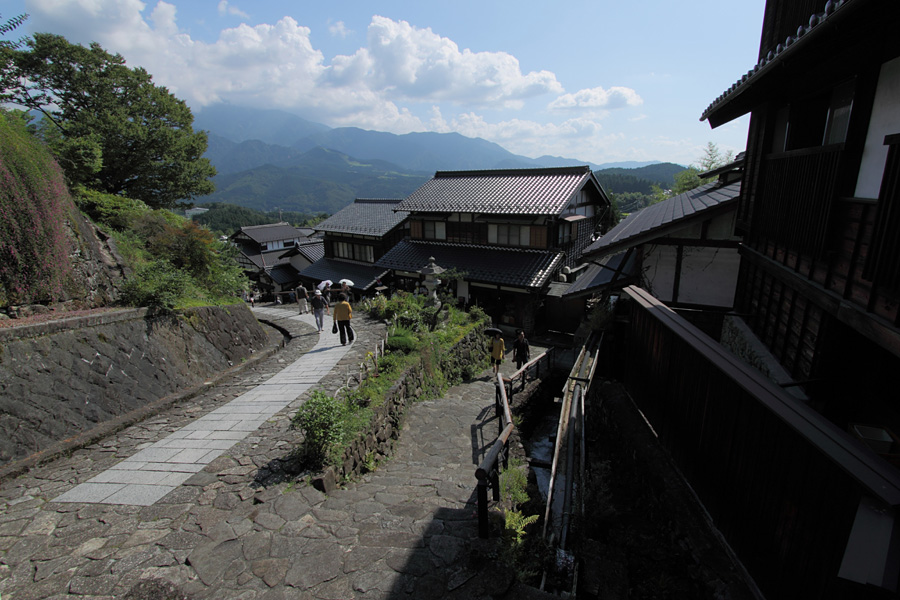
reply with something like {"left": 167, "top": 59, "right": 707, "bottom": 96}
{"left": 598, "top": 162, "right": 686, "bottom": 188}
{"left": 194, "top": 105, "right": 329, "bottom": 147}
{"left": 294, "top": 128, "right": 543, "bottom": 173}
{"left": 194, "top": 103, "right": 686, "bottom": 214}
{"left": 200, "top": 147, "right": 429, "bottom": 214}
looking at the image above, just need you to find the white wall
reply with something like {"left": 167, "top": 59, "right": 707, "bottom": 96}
{"left": 855, "top": 56, "right": 900, "bottom": 199}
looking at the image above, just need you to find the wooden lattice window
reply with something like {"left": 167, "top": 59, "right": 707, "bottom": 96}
{"left": 863, "top": 134, "right": 900, "bottom": 290}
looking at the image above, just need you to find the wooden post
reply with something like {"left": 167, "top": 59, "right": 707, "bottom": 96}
{"left": 478, "top": 477, "right": 489, "bottom": 538}
{"left": 491, "top": 467, "right": 501, "bottom": 502}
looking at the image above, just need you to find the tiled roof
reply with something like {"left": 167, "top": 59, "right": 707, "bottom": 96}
{"left": 298, "top": 258, "right": 390, "bottom": 291}
{"left": 280, "top": 240, "right": 324, "bottom": 263}
{"left": 267, "top": 264, "right": 300, "bottom": 286}
{"left": 584, "top": 180, "right": 741, "bottom": 259}
{"left": 563, "top": 251, "right": 638, "bottom": 297}
{"left": 315, "top": 199, "right": 408, "bottom": 236}
{"left": 701, "top": 0, "right": 859, "bottom": 125}
{"left": 232, "top": 223, "right": 306, "bottom": 244}
{"left": 396, "top": 166, "right": 596, "bottom": 215}
{"left": 241, "top": 249, "right": 293, "bottom": 270}
{"left": 375, "top": 240, "right": 564, "bottom": 289}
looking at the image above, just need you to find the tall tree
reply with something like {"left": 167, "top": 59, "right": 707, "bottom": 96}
{"left": 1, "top": 33, "right": 215, "bottom": 209}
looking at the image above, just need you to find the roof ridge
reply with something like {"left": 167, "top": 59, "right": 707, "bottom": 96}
{"left": 433, "top": 166, "right": 591, "bottom": 178}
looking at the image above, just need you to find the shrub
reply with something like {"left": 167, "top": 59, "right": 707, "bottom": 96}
{"left": 118, "top": 260, "right": 192, "bottom": 311}
{"left": 386, "top": 327, "right": 419, "bottom": 354}
{"left": 74, "top": 188, "right": 150, "bottom": 231}
{"left": 292, "top": 390, "right": 346, "bottom": 469}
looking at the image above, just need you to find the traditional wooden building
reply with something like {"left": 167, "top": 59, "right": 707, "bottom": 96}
{"left": 379, "top": 166, "right": 614, "bottom": 333}
{"left": 571, "top": 158, "right": 744, "bottom": 336}
{"left": 229, "top": 222, "right": 317, "bottom": 296}
{"left": 299, "top": 199, "right": 408, "bottom": 296}
{"left": 702, "top": 0, "right": 900, "bottom": 447}
{"left": 611, "top": 1, "right": 900, "bottom": 598}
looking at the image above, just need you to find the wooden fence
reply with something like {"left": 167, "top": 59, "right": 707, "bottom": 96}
{"left": 617, "top": 285, "right": 900, "bottom": 600}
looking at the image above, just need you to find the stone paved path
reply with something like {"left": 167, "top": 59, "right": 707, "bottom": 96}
{"left": 0, "top": 305, "right": 531, "bottom": 599}
{"left": 53, "top": 308, "right": 353, "bottom": 507}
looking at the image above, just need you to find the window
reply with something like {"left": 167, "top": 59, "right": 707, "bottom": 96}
{"left": 487, "top": 224, "right": 533, "bottom": 247}
{"left": 423, "top": 221, "right": 446, "bottom": 240}
{"left": 333, "top": 242, "right": 374, "bottom": 263}
{"left": 781, "top": 80, "right": 855, "bottom": 151}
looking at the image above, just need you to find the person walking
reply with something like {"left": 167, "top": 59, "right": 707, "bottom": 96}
{"left": 490, "top": 331, "right": 505, "bottom": 375}
{"left": 513, "top": 329, "right": 530, "bottom": 370}
{"left": 310, "top": 289, "right": 329, "bottom": 332}
{"left": 296, "top": 284, "right": 309, "bottom": 314}
{"left": 333, "top": 292, "right": 354, "bottom": 345}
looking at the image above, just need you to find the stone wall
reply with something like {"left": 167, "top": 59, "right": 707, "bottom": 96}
{"left": 0, "top": 304, "right": 270, "bottom": 466}
{"left": 315, "top": 328, "right": 487, "bottom": 490}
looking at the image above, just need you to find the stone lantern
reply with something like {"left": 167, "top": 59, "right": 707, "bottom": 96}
{"left": 420, "top": 256, "right": 445, "bottom": 307}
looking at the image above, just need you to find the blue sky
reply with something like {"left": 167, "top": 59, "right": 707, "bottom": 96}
{"left": 4, "top": 0, "right": 766, "bottom": 167}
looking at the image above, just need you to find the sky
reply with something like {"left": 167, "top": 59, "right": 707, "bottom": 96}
{"left": 3, "top": 0, "right": 767, "bottom": 167}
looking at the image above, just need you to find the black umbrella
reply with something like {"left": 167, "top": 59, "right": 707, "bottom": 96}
{"left": 484, "top": 327, "right": 502, "bottom": 336}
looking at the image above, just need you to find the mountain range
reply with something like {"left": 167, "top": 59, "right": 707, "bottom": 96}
{"left": 192, "top": 104, "right": 685, "bottom": 215}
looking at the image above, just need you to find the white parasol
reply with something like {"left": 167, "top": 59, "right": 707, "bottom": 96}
{"left": 317, "top": 280, "right": 332, "bottom": 290}
{"left": 339, "top": 278, "right": 355, "bottom": 287}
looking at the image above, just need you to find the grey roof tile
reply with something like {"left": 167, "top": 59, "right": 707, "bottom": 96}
{"left": 232, "top": 223, "right": 307, "bottom": 244}
{"left": 584, "top": 180, "right": 741, "bottom": 259}
{"left": 299, "top": 258, "right": 390, "bottom": 291}
{"left": 375, "top": 239, "right": 564, "bottom": 289}
{"left": 396, "top": 166, "right": 595, "bottom": 215}
{"left": 315, "top": 199, "right": 408, "bottom": 236}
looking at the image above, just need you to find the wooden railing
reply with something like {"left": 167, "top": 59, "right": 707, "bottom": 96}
{"left": 474, "top": 349, "right": 552, "bottom": 538}
{"left": 475, "top": 372, "right": 514, "bottom": 538}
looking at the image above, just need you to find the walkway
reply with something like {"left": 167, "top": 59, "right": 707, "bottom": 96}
{"left": 0, "top": 305, "right": 541, "bottom": 599}
{"left": 52, "top": 308, "right": 352, "bottom": 506}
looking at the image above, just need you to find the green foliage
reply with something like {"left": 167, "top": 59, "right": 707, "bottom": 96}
{"left": 3, "top": 33, "right": 215, "bottom": 208}
{"left": 500, "top": 459, "right": 530, "bottom": 510}
{"left": 386, "top": 328, "right": 420, "bottom": 354}
{"left": 610, "top": 191, "right": 655, "bottom": 215}
{"left": 294, "top": 295, "right": 489, "bottom": 475}
{"left": 192, "top": 202, "right": 327, "bottom": 237}
{"left": 0, "top": 12, "right": 29, "bottom": 50}
{"left": 75, "top": 187, "right": 151, "bottom": 230}
{"left": 292, "top": 390, "right": 348, "bottom": 468}
{"left": 672, "top": 167, "right": 702, "bottom": 195}
{"left": 118, "top": 260, "right": 193, "bottom": 311}
{"left": 75, "top": 188, "right": 247, "bottom": 310}
{"left": 0, "top": 110, "right": 76, "bottom": 306}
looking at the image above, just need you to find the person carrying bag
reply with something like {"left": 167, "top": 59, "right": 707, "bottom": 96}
{"left": 332, "top": 292, "right": 354, "bottom": 345}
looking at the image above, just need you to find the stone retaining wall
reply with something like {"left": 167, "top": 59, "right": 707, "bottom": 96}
{"left": 315, "top": 327, "right": 487, "bottom": 490}
{"left": 0, "top": 304, "right": 270, "bottom": 466}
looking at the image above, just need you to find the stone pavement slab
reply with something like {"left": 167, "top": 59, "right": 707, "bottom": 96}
{"left": 0, "top": 304, "right": 526, "bottom": 599}
{"left": 51, "top": 308, "right": 353, "bottom": 507}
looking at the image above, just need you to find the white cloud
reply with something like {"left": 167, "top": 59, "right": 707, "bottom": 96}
{"left": 548, "top": 86, "right": 643, "bottom": 111}
{"left": 22, "top": 1, "right": 680, "bottom": 163}
{"left": 346, "top": 16, "right": 563, "bottom": 106}
{"left": 218, "top": 1, "right": 248, "bottom": 19}
{"left": 328, "top": 20, "right": 350, "bottom": 38}
{"left": 217, "top": 1, "right": 249, "bottom": 19}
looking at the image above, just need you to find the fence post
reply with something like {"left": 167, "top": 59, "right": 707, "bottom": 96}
{"left": 478, "top": 476, "right": 489, "bottom": 538}
{"left": 491, "top": 467, "right": 501, "bottom": 502}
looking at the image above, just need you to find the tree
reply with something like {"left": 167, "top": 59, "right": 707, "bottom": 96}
{"left": 1, "top": 33, "right": 215, "bottom": 209}
{"left": 0, "top": 13, "right": 29, "bottom": 49}
{"left": 666, "top": 142, "right": 737, "bottom": 199}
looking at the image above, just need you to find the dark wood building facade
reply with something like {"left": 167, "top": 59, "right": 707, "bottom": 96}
{"left": 605, "top": 1, "right": 900, "bottom": 598}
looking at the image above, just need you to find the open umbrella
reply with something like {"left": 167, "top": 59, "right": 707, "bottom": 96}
{"left": 339, "top": 278, "right": 355, "bottom": 287}
{"left": 317, "top": 280, "right": 332, "bottom": 291}
{"left": 484, "top": 327, "right": 502, "bottom": 336}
